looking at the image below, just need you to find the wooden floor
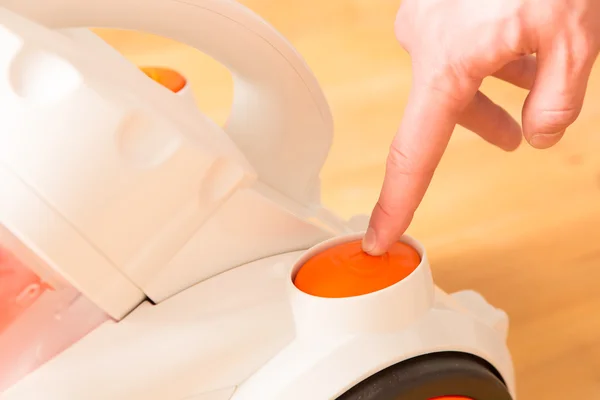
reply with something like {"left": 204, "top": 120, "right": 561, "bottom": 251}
{"left": 96, "top": 1, "right": 600, "bottom": 398}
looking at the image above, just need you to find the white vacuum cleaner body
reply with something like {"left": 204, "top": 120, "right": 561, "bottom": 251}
{"left": 0, "top": 1, "right": 516, "bottom": 399}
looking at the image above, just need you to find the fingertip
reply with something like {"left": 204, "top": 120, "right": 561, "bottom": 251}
{"left": 500, "top": 130, "right": 523, "bottom": 152}
{"left": 363, "top": 208, "right": 391, "bottom": 256}
{"left": 362, "top": 227, "right": 386, "bottom": 256}
{"left": 364, "top": 201, "right": 414, "bottom": 256}
{"left": 528, "top": 130, "right": 565, "bottom": 149}
{"left": 498, "top": 118, "right": 523, "bottom": 152}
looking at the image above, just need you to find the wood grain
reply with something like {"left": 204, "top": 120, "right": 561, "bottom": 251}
{"left": 95, "top": 1, "right": 600, "bottom": 398}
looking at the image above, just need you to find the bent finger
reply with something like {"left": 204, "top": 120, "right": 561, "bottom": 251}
{"left": 522, "top": 38, "right": 596, "bottom": 148}
{"left": 458, "top": 91, "right": 522, "bottom": 151}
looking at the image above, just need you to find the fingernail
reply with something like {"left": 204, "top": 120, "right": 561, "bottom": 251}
{"left": 362, "top": 228, "right": 378, "bottom": 254}
{"left": 530, "top": 131, "right": 564, "bottom": 148}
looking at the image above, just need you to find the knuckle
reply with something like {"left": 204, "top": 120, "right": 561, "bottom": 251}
{"left": 375, "top": 200, "right": 395, "bottom": 221}
{"left": 502, "top": 13, "right": 531, "bottom": 55}
{"left": 421, "top": 63, "right": 477, "bottom": 111}
{"left": 570, "top": 33, "right": 597, "bottom": 66}
{"left": 505, "top": 1, "right": 533, "bottom": 54}
{"left": 394, "top": 5, "right": 412, "bottom": 49}
{"left": 387, "top": 144, "right": 434, "bottom": 179}
{"left": 394, "top": 25, "right": 409, "bottom": 50}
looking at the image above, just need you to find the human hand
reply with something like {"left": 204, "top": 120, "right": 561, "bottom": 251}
{"left": 363, "top": 0, "right": 600, "bottom": 255}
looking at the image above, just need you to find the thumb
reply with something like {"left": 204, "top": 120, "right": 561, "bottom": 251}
{"left": 522, "top": 40, "right": 597, "bottom": 149}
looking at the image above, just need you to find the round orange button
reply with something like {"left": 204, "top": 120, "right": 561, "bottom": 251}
{"left": 293, "top": 239, "right": 421, "bottom": 298}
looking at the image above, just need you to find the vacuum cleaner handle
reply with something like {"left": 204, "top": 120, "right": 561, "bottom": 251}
{"left": 1, "top": 0, "right": 334, "bottom": 204}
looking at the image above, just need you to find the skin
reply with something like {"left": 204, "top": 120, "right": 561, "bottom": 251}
{"left": 363, "top": 0, "right": 600, "bottom": 255}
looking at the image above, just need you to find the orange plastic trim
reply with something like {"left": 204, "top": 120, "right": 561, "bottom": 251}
{"left": 293, "top": 239, "right": 420, "bottom": 298}
{"left": 140, "top": 66, "right": 187, "bottom": 93}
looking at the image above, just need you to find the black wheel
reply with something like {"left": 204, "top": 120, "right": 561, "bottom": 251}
{"left": 336, "top": 352, "right": 513, "bottom": 400}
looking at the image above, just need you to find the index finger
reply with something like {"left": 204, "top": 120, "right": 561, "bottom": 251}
{"left": 363, "top": 79, "right": 467, "bottom": 255}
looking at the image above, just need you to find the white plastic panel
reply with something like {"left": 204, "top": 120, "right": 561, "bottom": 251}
{"left": 143, "top": 182, "right": 347, "bottom": 302}
{"left": 0, "top": 160, "right": 145, "bottom": 320}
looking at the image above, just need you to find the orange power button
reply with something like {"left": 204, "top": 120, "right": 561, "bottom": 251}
{"left": 293, "top": 239, "right": 421, "bottom": 298}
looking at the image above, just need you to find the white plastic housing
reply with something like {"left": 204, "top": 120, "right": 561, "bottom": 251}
{"left": 0, "top": 0, "right": 350, "bottom": 316}
{"left": 2, "top": 236, "right": 515, "bottom": 400}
